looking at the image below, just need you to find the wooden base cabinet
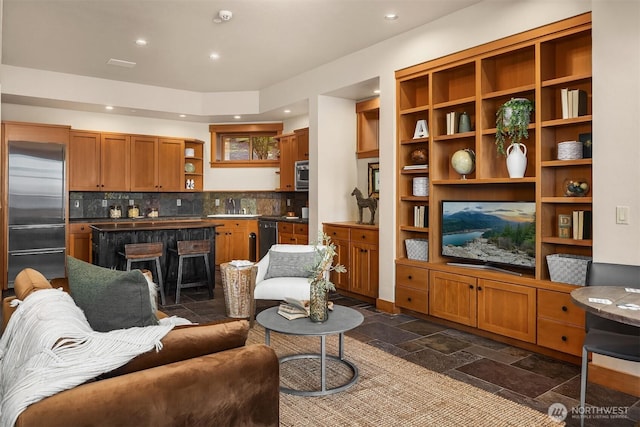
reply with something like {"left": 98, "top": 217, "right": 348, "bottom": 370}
{"left": 429, "top": 271, "right": 537, "bottom": 343}
{"left": 278, "top": 222, "right": 308, "bottom": 245}
{"left": 537, "top": 289, "right": 585, "bottom": 356}
{"left": 214, "top": 220, "right": 257, "bottom": 265}
{"left": 324, "top": 222, "right": 378, "bottom": 299}
{"left": 68, "top": 223, "right": 92, "bottom": 263}
{"left": 395, "top": 261, "right": 428, "bottom": 313}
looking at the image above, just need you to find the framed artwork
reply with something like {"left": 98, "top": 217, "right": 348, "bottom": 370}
{"left": 368, "top": 162, "right": 380, "bottom": 199}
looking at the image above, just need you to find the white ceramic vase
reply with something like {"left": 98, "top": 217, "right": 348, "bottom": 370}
{"left": 506, "top": 143, "right": 527, "bottom": 178}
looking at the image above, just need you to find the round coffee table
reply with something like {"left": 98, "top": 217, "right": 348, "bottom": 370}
{"left": 256, "top": 305, "right": 364, "bottom": 396}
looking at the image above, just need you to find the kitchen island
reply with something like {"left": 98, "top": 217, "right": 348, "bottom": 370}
{"left": 90, "top": 220, "right": 221, "bottom": 296}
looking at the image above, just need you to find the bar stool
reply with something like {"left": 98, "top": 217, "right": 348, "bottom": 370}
{"left": 169, "top": 240, "right": 213, "bottom": 304}
{"left": 120, "top": 242, "right": 166, "bottom": 306}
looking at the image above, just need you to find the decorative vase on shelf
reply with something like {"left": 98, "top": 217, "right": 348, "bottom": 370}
{"left": 458, "top": 112, "right": 471, "bottom": 133}
{"left": 506, "top": 143, "right": 527, "bottom": 178}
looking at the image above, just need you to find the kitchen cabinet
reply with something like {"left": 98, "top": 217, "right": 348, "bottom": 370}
{"left": 68, "top": 223, "right": 92, "bottom": 263}
{"left": 429, "top": 270, "right": 536, "bottom": 343}
{"left": 183, "top": 139, "right": 204, "bottom": 191}
{"left": 130, "top": 136, "right": 184, "bottom": 192}
{"left": 276, "top": 133, "right": 296, "bottom": 191}
{"left": 100, "top": 133, "right": 131, "bottom": 191}
{"left": 278, "top": 222, "right": 308, "bottom": 245}
{"left": 323, "top": 222, "right": 378, "bottom": 300}
{"left": 323, "top": 225, "right": 349, "bottom": 291}
{"left": 294, "top": 127, "right": 309, "bottom": 160}
{"left": 356, "top": 98, "right": 379, "bottom": 158}
{"left": 69, "top": 131, "right": 102, "bottom": 191}
{"left": 214, "top": 220, "right": 257, "bottom": 265}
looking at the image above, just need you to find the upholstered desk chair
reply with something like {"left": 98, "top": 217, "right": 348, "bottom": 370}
{"left": 579, "top": 262, "right": 640, "bottom": 427}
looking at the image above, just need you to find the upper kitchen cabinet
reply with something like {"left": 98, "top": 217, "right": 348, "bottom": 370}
{"left": 183, "top": 139, "right": 204, "bottom": 191}
{"left": 69, "top": 130, "right": 101, "bottom": 191}
{"left": 294, "top": 127, "right": 309, "bottom": 160}
{"left": 130, "top": 136, "right": 185, "bottom": 192}
{"left": 69, "top": 131, "right": 130, "bottom": 191}
{"left": 275, "top": 132, "right": 296, "bottom": 191}
{"left": 356, "top": 98, "right": 379, "bottom": 158}
{"left": 100, "top": 133, "right": 131, "bottom": 191}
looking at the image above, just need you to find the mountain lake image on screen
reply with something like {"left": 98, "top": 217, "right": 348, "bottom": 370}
{"left": 441, "top": 201, "right": 536, "bottom": 269}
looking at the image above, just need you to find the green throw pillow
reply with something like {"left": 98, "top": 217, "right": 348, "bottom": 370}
{"left": 264, "top": 250, "right": 320, "bottom": 280}
{"left": 67, "top": 256, "right": 158, "bottom": 332}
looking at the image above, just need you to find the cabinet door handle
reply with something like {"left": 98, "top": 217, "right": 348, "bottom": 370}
{"left": 408, "top": 275, "right": 412, "bottom": 280}
{"left": 407, "top": 297, "right": 412, "bottom": 302}
{"left": 561, "top": 336, "right": 567, "bottom": 342}
{"left": 562, "top": 306, "right": 568, "bottom": 312}
{"left": 477, "top": 286, "right": 482, "bottom": 291}
{"left": 469, "top": 285, "right": 474, "bottom": 289}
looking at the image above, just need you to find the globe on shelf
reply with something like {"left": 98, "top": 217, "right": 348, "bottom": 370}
{"left": 451, "top": 149, "right": 476, "bottom": 179}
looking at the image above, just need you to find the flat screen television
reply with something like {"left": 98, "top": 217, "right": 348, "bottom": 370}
{"left": 441, "top": 201, "right": 536, "bottom": 273}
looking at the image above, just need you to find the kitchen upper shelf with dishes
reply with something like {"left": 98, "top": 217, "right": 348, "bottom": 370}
{"left": 184, "top": 139, "right": 204, "bottom": 191}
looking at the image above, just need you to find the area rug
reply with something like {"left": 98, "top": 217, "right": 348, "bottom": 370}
{"left": 247, "top": 326, "right": 562, "bottom": 427}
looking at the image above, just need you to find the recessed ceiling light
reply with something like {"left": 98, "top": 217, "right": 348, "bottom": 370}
{"left": 384, "top": 13, "right": 398, "bottom": 21}
{"left": 135, "top": 39, "right": 147, "bottom": 46}
{"left": 284, "top": 109, "right": 291, "bottom": 114}
{"left": 209, "top": 52, "right": 220, "bottom": 60}
{"left": 105, "top": 106, "right": 114, "bottom": 110}
{"left": 234, "top": 115, "right": 241, "bottom": 119}
{"left": 179, "top": 114, "right": 186, "bottom": 118}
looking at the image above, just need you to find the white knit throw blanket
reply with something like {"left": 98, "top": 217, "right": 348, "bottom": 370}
{"left": 0, "top": 288, "right": 175, "bottom": 427}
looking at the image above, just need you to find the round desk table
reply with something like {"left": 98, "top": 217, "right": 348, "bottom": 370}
{"left": 256, "top": 305, "right": 364, "bottom": 396}
{"left": 570, "top": 286, "right": 640, "bottom": 327}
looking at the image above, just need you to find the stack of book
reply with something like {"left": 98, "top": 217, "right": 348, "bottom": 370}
{"left": 413, "top": 205, "right": 428, "bottom": 228}
{"left": 560, "top": 88, "right": 588, "bottom": 119}
{"left": 403, "top": 164, "right": 428, "bottom": 171}
{"left": 276, "top": 298, "right": 334, "bottom": 320}
{"left": 445, "top": 112, "right": 458, "bottom": 135}
{"left": 558, "top": 212, "right": 592, "bottom": 240}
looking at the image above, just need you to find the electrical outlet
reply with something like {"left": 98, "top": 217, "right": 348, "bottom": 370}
{"left": 129, "top": 199, "right": 134, "bottom": 206}
{"left": 287, "top": 199, "right": 291, "bottom": 206}
{"left": 101, "top": 199, "right": 108, "bottom": 207}
{"left": 74, "top": 200, "right": 80, "bottom": 208}
{"left": 215, "top": 199, "right": 220, "bottom": 206}
{"left": 176, "top": 199, "right": 182, "bottom": 207}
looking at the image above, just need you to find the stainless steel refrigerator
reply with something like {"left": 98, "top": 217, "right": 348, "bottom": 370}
{"left": 7, "top": 141, "right": 66, "bottom": 287}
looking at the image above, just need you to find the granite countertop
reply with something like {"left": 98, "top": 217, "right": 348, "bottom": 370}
{"left": 90, "top": 220, "right": 221, "bottom": 232}
{"left": 73, "top": 215, "right": 309, "bottom": 225}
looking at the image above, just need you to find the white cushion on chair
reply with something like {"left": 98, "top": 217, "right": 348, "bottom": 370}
{"left": 254, "top": 244, "right": 325, "bottom": 301}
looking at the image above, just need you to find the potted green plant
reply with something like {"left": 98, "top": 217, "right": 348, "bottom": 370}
{"left": 495, "top": 98, "right": 534, "bottom": 178}
{"left": 495, "top": 98, "right": 534, "bottom": 155}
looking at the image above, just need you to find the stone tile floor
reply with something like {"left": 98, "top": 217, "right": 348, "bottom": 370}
{"left": 164, "top": 283, "right": 640, "bottom": 427}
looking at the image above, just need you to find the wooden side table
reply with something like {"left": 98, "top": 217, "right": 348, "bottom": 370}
{"left": 220, "top": 262, "right": 258, "bottom": 326}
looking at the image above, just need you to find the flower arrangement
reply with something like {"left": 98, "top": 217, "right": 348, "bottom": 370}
{"left": 495, "top": 98, "right": 534, "bottom": 156}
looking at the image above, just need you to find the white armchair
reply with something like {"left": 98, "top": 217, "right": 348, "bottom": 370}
{"left": 254, "top": 244, "right": 326, "bottom": 302}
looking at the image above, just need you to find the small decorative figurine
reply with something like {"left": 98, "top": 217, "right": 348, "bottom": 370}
{"left": 351, "top": 187, "right": 377, "bottom": 225}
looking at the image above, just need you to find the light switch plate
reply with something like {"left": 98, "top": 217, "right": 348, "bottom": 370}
{"left": 176, "top": 199, "right": 182, "bottom": 207}
{"left": 616, "top": 206, "right": 630, "bottom": 224}
{"left": 101, "top": 199, "right": 108, "bottom": 207}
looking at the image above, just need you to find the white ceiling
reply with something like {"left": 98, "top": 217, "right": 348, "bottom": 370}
{"left": 1, "top": 0, "right": 479, "bottom": 121}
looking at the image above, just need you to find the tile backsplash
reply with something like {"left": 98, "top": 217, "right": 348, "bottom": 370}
{"left": 69, "top": 191, "right": 309, "bottom": 219}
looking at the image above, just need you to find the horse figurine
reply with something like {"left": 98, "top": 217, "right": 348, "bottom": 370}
{"left": 351, "top": 187, "right": 377, "bottom": 225}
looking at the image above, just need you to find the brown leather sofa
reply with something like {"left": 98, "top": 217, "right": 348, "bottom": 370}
{"left": 1, "top": 274, "right": 280, "bottom": 427}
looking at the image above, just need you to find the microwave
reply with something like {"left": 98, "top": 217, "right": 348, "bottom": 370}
{"left": 294, "top": 160, "right": 309, "bottom": 191}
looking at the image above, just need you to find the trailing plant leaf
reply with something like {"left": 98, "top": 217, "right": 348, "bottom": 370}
{"left": 495, "top": 98, "right": 534, "bottom": 156}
